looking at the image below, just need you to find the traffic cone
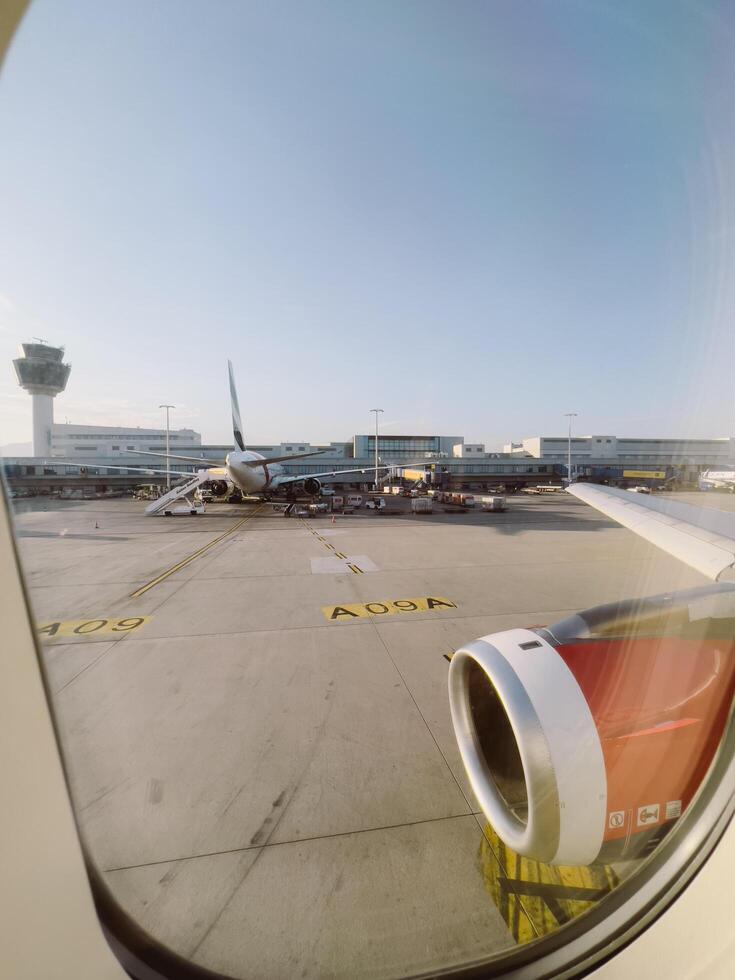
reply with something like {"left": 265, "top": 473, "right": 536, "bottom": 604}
{"left": 331, "top": 514, "right": 336, "bottom": 524}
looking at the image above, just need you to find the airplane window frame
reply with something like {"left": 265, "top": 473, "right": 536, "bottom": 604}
{"left": 4, "top": 472, "right": 734, "bottom": 980}
{"left": 2, "top": 4, "right": 735, "bottom": 977}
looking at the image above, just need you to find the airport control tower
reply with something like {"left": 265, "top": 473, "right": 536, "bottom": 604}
{"left": 13, "top": 341, "right": 71, "bottom": 456}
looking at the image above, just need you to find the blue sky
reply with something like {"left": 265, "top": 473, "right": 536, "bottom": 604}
{"left": 1, "top": 0, "right": 734, "bottom": 449}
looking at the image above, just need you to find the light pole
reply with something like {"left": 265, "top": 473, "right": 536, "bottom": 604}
{"left": 369, "top": 408, "right": 384, "bottom": 490}
{"left": 159, "top": 404, "right": 175, "bottom": 489}
{"left": 564, "top": 413, "right": 578, "bottom": 486}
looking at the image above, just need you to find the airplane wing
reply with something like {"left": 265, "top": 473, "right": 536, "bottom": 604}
{"left": 567, "top": 483, "right": 735, "bottom": 582}
{"left": 129, "top": 449, "right": 228, "bottom": 466}
{"left": 39, "top": 459, "right": 210, "bottom": 480}
{"left": 244, "top": 450, "right": 325, "bottom": 467}
{"left": 275, "top": 458, "right": 439, "bottom": 486}
{"left": 275, "top": 462, "right": 398, "bottom": 485}
{"left": 129, "top": 448, "right": 325, "bottom": 468}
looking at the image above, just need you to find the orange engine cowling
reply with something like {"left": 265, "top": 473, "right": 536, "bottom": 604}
{"left": 448, "top": 583, "right": 735, "bottom": 865}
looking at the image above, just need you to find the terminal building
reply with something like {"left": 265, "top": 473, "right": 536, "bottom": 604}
{"left": 503, "top": 435, "right": 735, "bottom": 486}
{"left": 50, "top": 424, "right": 201, "bottom": 457}
{"left": 3, "top": 433, "right": 558, "bottom": 492}
{"left": 504, "top": 435, "right": 735, "bottom": 465}
{"left": 5, "top": 430, "right": 735, "bottom": 494}
{"left": 5, "top": 342, "right": 734, "bottom": 494}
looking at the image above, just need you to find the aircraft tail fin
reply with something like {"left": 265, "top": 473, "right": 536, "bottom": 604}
{"left": 228, "top": 360, "right": 245, "bottom": 450}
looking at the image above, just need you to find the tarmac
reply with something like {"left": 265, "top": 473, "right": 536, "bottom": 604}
{"left": 11, "top": 490, "right": 713, "bottom": 978}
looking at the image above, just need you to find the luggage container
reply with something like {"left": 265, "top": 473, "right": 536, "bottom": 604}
{"left": 411, "top": 497, "right": 433, "bottom": 514}
{"left": 480, "top": 496, "right": 506, "bottom": 512}
{"left": 346, "top": 494, "right": 363, "bottom": 508}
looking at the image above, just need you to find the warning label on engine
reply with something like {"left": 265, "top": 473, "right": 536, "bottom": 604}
{"left": 637, "top": 803, "right": 660, "bottom": 827}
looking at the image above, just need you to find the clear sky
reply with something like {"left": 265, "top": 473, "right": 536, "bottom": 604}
{"left": 1, "top": 0, "right": 734, "bottom": 450}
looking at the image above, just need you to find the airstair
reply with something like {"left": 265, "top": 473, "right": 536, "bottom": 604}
{"left": 145, "top": 473, "right": 209, "bottom": 516}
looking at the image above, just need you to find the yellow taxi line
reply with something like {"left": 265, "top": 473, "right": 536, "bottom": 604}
{"left": 130, "top": 506, "right": 263, "bottom": 598}
{"left": 301, "top": 518, "right": 364, "bottom": 573}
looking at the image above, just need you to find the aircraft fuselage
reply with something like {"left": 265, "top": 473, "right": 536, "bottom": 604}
{"left": 700, "top": 470, "right": 735, "bottom": 491}
{"left": 225, "top": 450, "right": 285, "bottom": 495}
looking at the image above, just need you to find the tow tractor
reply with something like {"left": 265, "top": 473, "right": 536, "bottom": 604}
{"left": 274, "top": 502, "right": 310, "bottom": 517}
{"left": 162, "top": 501, "right": 206, "bottom": 516}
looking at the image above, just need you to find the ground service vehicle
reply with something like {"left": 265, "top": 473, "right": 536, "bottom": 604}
{"left": 480, "top": 496, "right": 507, "bottom": 511}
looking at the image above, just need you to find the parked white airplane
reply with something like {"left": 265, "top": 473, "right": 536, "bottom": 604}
{"left": 520, "top": 484, "right": 563, "bottom": 494}
{"left": 700, "top": 469, "right": 735, "bottom": 491}
{"left": 131, "top": 361, "right": 398, "bottom": 512}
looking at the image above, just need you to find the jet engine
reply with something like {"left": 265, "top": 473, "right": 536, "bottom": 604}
{"left": 303, "top": 477, "right": 322, "bottom": 496}
{"left": 449, "top": 583, "right": 735, "bottom": 865}
{"left": 206, "top": 480, "right": 230, "bottom": 497}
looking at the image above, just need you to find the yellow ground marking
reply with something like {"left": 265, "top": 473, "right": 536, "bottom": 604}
{"left": 37, "top": 616, "right": 151, "bottom": 640}
{"left": 300, "top": 517, "right": 365, "bottom": 573}
{"left": 479, "top": 823, "right": 618, "bottom": 944}
{"left": 130, "top": 507, "right": 263, "bottom": 598}
{"left": 322, "top": 596, "right": 457, "bottom": 621}
{"left": 301, "top": 519, "right": 357, "bottom": 564}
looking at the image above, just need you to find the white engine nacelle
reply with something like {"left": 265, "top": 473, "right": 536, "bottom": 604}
{"left": 303, "top": 477, "right": 322, "bottom": 496}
